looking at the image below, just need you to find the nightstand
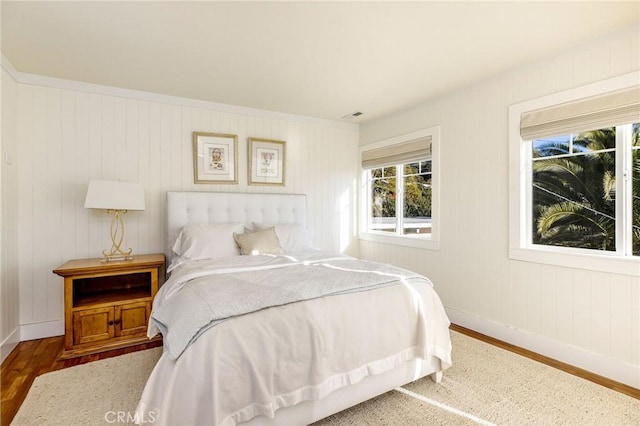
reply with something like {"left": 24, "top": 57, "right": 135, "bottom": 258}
{"left": 53, "top": 253, "right": 165, "bottom": 359}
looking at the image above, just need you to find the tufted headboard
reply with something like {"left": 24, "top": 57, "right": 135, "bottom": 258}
{"left": 166, "top": 191, "right": 307, "bottom": 263}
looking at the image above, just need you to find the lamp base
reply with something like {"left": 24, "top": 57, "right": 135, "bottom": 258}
{"left": 101, "top": 209, "right": 135, "bottom": 262}
{"left": 100, "top": 254, "right": 135, "bottom": 263}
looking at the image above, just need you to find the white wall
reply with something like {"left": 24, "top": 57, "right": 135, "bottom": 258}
{"left": 1, "top": 64, "right": 20, "bottom": 361}
{"left": 359, "top": 25, "right": 640, "bottom": 388}
{"left": 1, "top": 65, "right": 359, "bottom": 354}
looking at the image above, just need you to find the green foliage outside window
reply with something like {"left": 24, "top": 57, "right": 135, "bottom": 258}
{"left": 371, "top": 162, "right": 431, "bottom": 220}
{"left": 404, "top": 163, "right": 432, "bottom": 218}
{"left": 532, "top": 124, "right": 639, "bottom": 255}
{"left": 371, "top": 167, "right": 395, "bottom": 219}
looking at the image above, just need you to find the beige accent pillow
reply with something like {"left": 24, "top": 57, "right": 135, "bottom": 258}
{"left": 233, "top": 227, "right": 284, "bottom": 255}
{"left": 251, "top": 223, "right": 313, "bottom": 252}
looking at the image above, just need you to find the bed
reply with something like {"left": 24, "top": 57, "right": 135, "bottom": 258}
{"left": 134, "top": 191, "right": 452, "bottom": 426}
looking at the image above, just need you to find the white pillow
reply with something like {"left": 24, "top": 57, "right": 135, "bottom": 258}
{"left": 233, "top": 227, "right": 283, "bottom": 255}
{"left": 172, "top": 223, "right": 245, "bottom": 260}
{"left": 251, "top": 223, "right": 313, "bottom": 252}
{"left": 166, "top": 255, "right": 191, "bottom": 273}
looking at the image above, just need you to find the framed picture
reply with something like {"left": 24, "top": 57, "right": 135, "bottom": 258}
{"left": 248, "top": 137, "right": 286, "bottom": 186}
{"left": 193, "top": 131, "right": 238, "bottom": 184}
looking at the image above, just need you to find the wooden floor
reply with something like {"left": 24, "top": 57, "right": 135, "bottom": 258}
{"left": 1, "top": 325, "right": 637, "bottom": 426}
{"left": 1, "top": 336, "right": 162, "bottom": 426}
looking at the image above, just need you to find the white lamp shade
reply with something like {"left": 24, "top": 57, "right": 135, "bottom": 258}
{"left": 84, "top": 180, "right": 146, "bottom": 211}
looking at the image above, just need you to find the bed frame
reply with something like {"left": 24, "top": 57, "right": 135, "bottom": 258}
{"left": 165, "top": 191, "right": 444, "bottom": 425}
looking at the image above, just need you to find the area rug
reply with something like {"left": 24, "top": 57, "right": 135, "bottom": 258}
{"left": 12, "top": 331, "right": 639, "bottom": 425}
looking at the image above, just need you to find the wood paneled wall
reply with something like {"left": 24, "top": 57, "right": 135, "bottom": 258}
{"left": 3, "top": 70, "right": 358, "bottom": 345}
{"left": 359, "top": 25, "right": 640, "bottom": 387}
{"left": 1, "top": 67, "right": 20, "bottom": 360}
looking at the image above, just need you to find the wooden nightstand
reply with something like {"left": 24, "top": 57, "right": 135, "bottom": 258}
{"left": 53, "top": 253, "right": 165, "bottom": 359}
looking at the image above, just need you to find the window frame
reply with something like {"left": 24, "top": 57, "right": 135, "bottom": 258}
{"left": 508, "top": 72, "right": 640, "bottom": 276}
{"left": 359, "top": 126, "right": 440, "bottom": 250}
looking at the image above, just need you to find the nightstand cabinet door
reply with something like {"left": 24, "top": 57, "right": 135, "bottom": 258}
{"left": 73, "top": 307, "right": 115, "bottom": 345}
{"left": 116, "top": 301, "right": 151, "bottom": 337}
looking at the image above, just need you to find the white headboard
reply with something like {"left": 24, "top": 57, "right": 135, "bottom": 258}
{"left": 166, "top": 191, "right": 307, "bottom": 262}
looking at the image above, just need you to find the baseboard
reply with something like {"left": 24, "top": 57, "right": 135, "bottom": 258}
{"left": 19, "top": 319, "right": 64, "bottom": 342}
{"left": 446, "top": 307, "right": 640, "bottom": 390}
{"left": 0, "top": 327, "right": 20, "bottom": 364}
{"left": 2, "top": 320, "right": 64, "bottom": 364}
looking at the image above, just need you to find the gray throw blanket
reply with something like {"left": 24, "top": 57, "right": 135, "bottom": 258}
{"left": 150, "top": 254, "right": 429, "bottom": 359}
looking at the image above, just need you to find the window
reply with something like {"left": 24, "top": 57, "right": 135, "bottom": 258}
{"left": 360, "top": 126, "right": 439, "bottom": 249}
{"left": 370, "top": 160, "right": 432, "bottom": 235}
{"left": 509, "top": 73, "right": 640, "bottom": 275}
{"left": 531, "top": 125, "right": 639, "bottom": 255}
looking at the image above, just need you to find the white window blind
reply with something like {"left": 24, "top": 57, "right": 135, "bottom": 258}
{"left": 361, "top": 136, "right": 432, "bottom": 169}
{"left": 520, "top": 86, "right": 640, "bottom": 140}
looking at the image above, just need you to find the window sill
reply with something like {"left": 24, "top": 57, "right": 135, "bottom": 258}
{"left": 359, "top": 231, "right": 439, "bottom": 250}
{"left": 509, "top": 247, "right": 639, "bottom": 277}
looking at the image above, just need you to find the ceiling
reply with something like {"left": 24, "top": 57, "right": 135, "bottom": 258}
{"left": 2, "top": 1, "right": 639, "bottom": 123}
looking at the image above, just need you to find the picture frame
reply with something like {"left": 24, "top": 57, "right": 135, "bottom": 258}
{"left": 248, "top": 137, "right": 286, "bottom": 186}
{"left": 193, "top": 131, "right": 238, "bottom": 184}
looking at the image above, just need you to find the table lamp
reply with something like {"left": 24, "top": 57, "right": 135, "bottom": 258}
{"left": 84, "top": 180, "right": 145, "bottom": 261}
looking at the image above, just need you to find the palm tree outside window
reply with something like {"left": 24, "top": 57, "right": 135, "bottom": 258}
{"left": 531, "top": 124, "right": 639, "bottom": 256}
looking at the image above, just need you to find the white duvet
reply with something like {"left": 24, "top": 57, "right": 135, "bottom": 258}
{"left": 135, "top": 251, "right": 452, "bottom": 426}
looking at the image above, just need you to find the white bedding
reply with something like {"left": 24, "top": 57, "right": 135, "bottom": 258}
{"left": 135, "top": 251, "right": 452, "bottom": 426}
